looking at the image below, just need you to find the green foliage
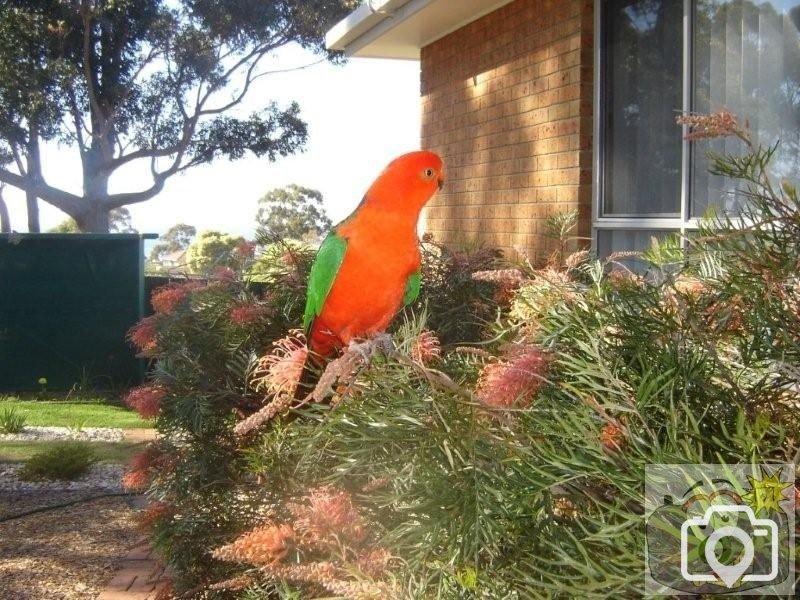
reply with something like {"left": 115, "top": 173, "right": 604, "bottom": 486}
{"left": 127, "top": 251, "right": 313, "bottom": 590}
{"left": 48, "top": 218, "right": 81, "bottom": 233}
{"left": 256, "top": 184, "right": 332, "bottom": 242}
{"left": 19, "top": 441, "right": 98, "bottom": 481}
{"left": 248, "top": 239, "right": 316, "bottom": 284}
{"left": 148, "top": 223, "right": 197, "bottom": 267}
{"left": 185, "top": 230, "right": 245, "bottom": 275}
{"left": 133, "top": 128, "right": 799, "bottom": 598}
{"left": 411, "top": 238, "right": 504, "bottom": 345}
{"left": 0, "top": 406, "right": 26, "bottom": 433}
{"left": 543, "top": 208, "right": 581, "bottom": 265}
{"left": 0, "top": 440, "right": 144, "bottom": 464}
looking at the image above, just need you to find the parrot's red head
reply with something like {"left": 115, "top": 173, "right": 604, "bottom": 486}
{"left": 366, "top": 150, "right": 444, "bottom": 214}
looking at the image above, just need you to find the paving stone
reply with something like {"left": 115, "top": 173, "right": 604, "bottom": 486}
{"left": 97, "top": 540, "right": 171, "bottom": 599}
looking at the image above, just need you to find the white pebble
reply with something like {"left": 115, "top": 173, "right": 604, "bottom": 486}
{"left": 0, "top": 426, "right": 124, "bottom": 443}
{"left": 0, "top": 463, "right": 125, "bottom": 491}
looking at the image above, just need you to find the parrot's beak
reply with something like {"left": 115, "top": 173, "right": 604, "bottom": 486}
{"left": 437, "top": 177, "right": 445, "bottom": 191}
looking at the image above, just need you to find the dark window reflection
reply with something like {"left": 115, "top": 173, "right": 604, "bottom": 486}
{"left": 596, "top": 229, "right": 677, "bottom": 269}
{"left": 693, "top": 0, "right": 800, "bottom": 217}
{"left": 603, "top": 0, "right": 684, "bottom": 216}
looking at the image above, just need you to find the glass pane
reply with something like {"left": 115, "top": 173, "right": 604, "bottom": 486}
{"left": 597, "top": 229, "right": 678, "bottom": 272}
{"left": 597, "top": 229, "right": 677, "bottom": 256}
{"left": 603, "top": 0, "right": 684, "bottom": 216}
{"left": 693, "top": 0, "right": 800, "bottom": 217}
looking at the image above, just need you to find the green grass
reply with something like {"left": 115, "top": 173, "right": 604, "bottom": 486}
{"left": 0, "top": 440, "right": 144, "bottom": 463}
{"left": 0, "top": 397, "right": 151, "bottom": 429}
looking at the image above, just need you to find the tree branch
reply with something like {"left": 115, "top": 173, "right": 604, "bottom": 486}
{"left": 104, "top": 36, "right": 290, "bottom": 173}
{"left": 10, "top": 146, "right": 27, "bottom": 176}
{"left": 196, "top": 39, "right": 285, "bottom": 115}
{"left": 66, "top": 88, "right": 89, "bottom": 152}
{"left": 80, "top": 3, "right": 105, "bottom": 130}
{"left": 0, "top": 185, "right": 11, "bottom": 233}
{"left": 106, "top": 142, "right": 189, "bottom": 210}
{"left": 105, "top": 178, "right": 166, "bottom": 209}
{"left": 0, "top": 166, "right": 83, "bottom": 213}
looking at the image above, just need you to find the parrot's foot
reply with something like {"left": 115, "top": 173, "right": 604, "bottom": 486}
{"left": 348, "top": 333, "right": 394, "bottom": 362}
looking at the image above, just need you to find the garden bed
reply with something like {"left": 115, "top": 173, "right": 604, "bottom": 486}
{"left": 0, "top": 463, "right": 125, "bottom": 492}
{"left": 0, "top": 399, "right": 152, "bottom": 597}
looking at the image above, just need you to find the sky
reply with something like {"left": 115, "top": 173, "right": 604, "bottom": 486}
{"left": 3, "top": 45, "right": 422, "bottom": 240}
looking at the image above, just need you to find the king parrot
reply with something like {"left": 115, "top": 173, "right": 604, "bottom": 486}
{"left": 298, "top": 150, "right": 444, "bottom": 392}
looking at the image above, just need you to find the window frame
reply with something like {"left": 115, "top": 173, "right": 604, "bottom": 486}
{"left": 593, "top": 0, "right": 702, "bottom": 251}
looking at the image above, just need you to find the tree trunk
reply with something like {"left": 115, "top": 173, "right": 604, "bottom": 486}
{"left": 25, "top": 129, "right": 43, "bottom": 232}
{"left": 74, "top": 204, "right": 110, "bottom": 232}
{"left": 80, "top": 142, "right": 112, "bottom": 233}
{"left": 25, "top": 191, "right": 40, "bottom": 232}
{"left": 0, "top": 188, "right": 11, "bottom": 233}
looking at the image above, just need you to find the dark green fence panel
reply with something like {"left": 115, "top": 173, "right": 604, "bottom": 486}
{"left": 0, "top": 233, "right": 155, "bottom": 392}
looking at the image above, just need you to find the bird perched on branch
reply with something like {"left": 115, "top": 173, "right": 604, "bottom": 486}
{"left": 296, "top": 150, "right": 444, "bottom": 397}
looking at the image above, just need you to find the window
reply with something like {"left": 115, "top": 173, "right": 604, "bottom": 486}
{"left": 596, "top": 0, "right": 800, "bottom": 255}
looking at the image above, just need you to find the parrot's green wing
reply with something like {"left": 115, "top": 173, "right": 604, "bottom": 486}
{"left": 403, "top": 270, "right": 421, "bottom": 306}
{"left": 303, "top": 232, "right": 348, "bottom": 334}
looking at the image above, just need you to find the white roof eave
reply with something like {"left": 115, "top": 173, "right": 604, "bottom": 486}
{"left": 326, "top": 0, "right": 515, "bottom": 60}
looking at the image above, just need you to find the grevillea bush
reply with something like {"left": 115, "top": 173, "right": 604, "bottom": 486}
{"left": 129, "top": 117, "right": 799, "bottom": 598}
{"left": 123, "top": 233, "right": 511, "bottom": 593}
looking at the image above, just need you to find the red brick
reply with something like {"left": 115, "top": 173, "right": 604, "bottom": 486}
{"left": 421, "top": 0, "right": 594, "bottom": 260}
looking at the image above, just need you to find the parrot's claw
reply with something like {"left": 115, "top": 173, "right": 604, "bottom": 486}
{"left": 373, "top": 333, "right": 395, "bottom": 354}
{"left": 348, "top": 333, "right": 394, "bottom": 362}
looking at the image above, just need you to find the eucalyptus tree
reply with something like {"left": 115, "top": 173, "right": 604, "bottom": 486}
{"left": 0, "top": 0, "right": 356, "bottom": 231}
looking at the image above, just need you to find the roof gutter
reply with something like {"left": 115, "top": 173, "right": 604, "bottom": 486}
{"left": 326, "top": 0, "right": 434, "bottom": 58}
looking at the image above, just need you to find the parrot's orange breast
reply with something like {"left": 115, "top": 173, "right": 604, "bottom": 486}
{"left": 310, "top": 217, "right": 419, "bottom": 354}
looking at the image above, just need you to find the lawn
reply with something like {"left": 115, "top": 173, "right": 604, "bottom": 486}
{"left": 0, "top": 397, "right": 151, "bottom": 429}
{"left": 0, "top": 440, "right": 145, "bottom": 463}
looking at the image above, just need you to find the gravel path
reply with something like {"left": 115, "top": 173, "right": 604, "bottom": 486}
{"left": 0, "top": 426, "right": 124, "bottom": 443}
{"left": 0, "top": 493, "right": 141, "bottom": 599}
{"left": 0, "top": 464, "right": 125, "bottom": 492}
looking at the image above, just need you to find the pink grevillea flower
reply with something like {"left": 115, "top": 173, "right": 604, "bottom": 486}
{"left": 213, "top": 523, "right": 296, "bottom": 565}
{"left": 124, "top": 384, "right": 166, "bottom": 418}
{"left": 136, "top": 501, "right": 170, "bottom": 531}
{"left": 357, "top": 548, "right": 394, "bottom": 578}
{"left": 150, "top": 281, "right": 203, "bottom": 314}
{"left": 128, "top": 444, "right": 167, "bottom": 472}
{"left": 410, "top": 330, "right": 442, "bottom": 365}
{"left": 599, "top": 421, "right": 627, "bottom": 453}
{"left": 255, "top": 331, "right": 308, "bottom": 395}
{"left": 229, "top": 303, "right": 267, "bottom": 325}
{"left": 289, "top": 486, "right": 367, "bottom": 547}
{"left": 476, "top": 345, "right": 547, "bottom": 409}
{"left": 121, "top": 468, "right": 149, "bottom": 491}
{"left": 472, "top": 268, "right": 525, "bottom": 284}
{"left": 127, "top": 316, "right": 159, "bottom": 355}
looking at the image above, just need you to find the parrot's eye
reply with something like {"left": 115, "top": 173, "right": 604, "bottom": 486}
{"left": 422, "top": 167, "right": 436, "bottom": 179}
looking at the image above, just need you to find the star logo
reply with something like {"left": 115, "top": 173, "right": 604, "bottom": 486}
{"left": 741, "top": 467, "right": 793, "bottom": 515}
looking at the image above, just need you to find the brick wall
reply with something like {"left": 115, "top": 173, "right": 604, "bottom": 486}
{"left": 421, "top": 0, "right": 594, "bottom": 263}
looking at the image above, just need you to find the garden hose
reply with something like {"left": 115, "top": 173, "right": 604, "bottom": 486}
{"left": 0, "top": 492, "right": 138, "bottom": 523}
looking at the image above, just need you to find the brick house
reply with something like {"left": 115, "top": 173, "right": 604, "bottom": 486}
{"left": 327, "top": 0, "right": 800, "bottom": 262}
